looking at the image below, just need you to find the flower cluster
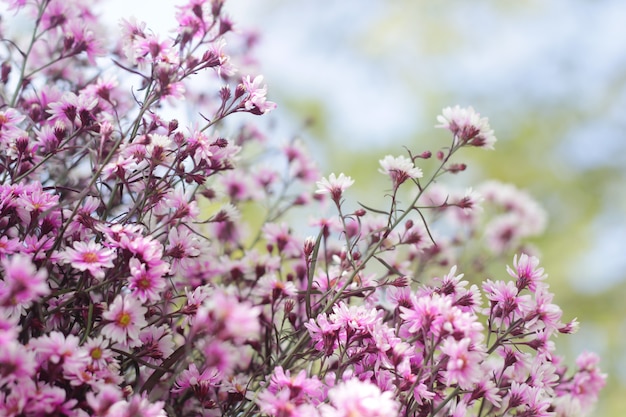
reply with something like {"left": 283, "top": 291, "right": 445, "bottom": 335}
{"left": 0, "top": 1, "right": 604, "bottom": 417}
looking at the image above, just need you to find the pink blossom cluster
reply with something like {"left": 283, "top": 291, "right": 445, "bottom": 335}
{"left": 0, "top": 1, "right": 605, "bottom": 417}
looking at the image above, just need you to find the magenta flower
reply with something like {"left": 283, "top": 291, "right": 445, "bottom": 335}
{"left": 61, "top": 240, "right": 116, "bottom": 280}
{"left": 101, "top": 294, "right": 147, "bottom": 348}
{"left": 507, "top": 253, "right": 547, "bottom": 292}
{"left": 127, "top": 257, "right": 168, "bottom": 303}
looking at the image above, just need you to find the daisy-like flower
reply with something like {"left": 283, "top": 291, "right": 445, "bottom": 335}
{"left": 165, "top": 226, "right": 202, "bottom": 275}
{"left": 378, "top": 155, "right": 423, "bottom": 188}
{"left": 324, "top": 378, "right": 399, "bottom": 417}
{"left": 315, "top": 172, "right": 354, "bottom": 203}
{"left": 61, "top": 241, "right": 116, "bottom": 280}
{"left": 507, "top": 253, "right": 547, "bottom": 292}
{"left": 436, "top": 105, "right": 497, "bottom": 149}
{"left": 101, "top": 294, "right": 147, "bottom": 348}
{"left": 241, "top": 75, "right": 277, "bottom": 115}
{"left": 440, "top": 336, "right": 485, "bottom": 390}
{"left": 127, "top": 257, "right": 168, "bottom": 303}
{"left": 0, "top": 253, "right": 49, "bottom": 313}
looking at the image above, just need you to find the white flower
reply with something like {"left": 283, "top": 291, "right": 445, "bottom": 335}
{"left": 315, "top": 172, "right": 354, "bottom": 201}
{"left": 378, "top": 155, "right": 423, "bottom": 187}
{"left": 436, "top": 105, "right": 497, "bottom": 149}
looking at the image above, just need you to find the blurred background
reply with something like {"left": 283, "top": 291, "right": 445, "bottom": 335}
{"left": 105, "top": 0, "right": 626, "bottom": 415}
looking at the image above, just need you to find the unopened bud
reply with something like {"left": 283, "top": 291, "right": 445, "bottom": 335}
{"left": 1, "top": 62, "right": 11, "bottom": 84}
{"left": 303, "top": 236, "right": 316, "bottom": 258}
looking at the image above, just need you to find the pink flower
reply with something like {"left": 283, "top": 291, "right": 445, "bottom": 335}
{"left": 440, "top": 337, "right": 485, "bottom": 390}
{"left": 507, "top": 253, "right": 547, "bottom": 292}
{"left": 256, "top": 389, "right": 316, "bottom": 417}
{"left": 0, "top": 108, "right": 26, "bottom": 137}
{"left": 241, "top": 75, "right": 277, "bottom": 114}
{"left": 61, "top": 240, "right": 116, "bottom": 280}
{"left": 304, "top": 313, "right": 340, "bottom": 356}
{"left": 47, "top": 91, "right": 98, "bottom": 128}
{"left": 400, "top": 292, "right": 452, "bottom": 335}
{"left": 29, "top": 331, "right": 89, "bottom": 379}
{"left": 173, "top": 363, "right": 221, "bottom": 398}
{"left": 569, "top": 352, "right": 606, "bottom": 410}
{"left": 165, "top": 226, "right": 202, "bottom": 274}
{"left": 436, "top": 105, "right": 497, "bottom": 149}
{"left": 193, "top": 288, "right": 261, "bottom": 343}
{"left": 137, "top": 325, "right": 175, "bottom": 366}
{"left": 315, "top": 173, "right": 355, "bottom": 203}
{"left": 0, "top": 254, "right": 49, "bottom": 313}
{"left": 0, "top": 339, "right": 36, "bottom": 385}
{"left": 101, "top": 295, "right": 147, "bottom": 348}
{"left": 330, "top": 302, "right": 381, "bottom": 335}
{"left": 262, "top": 223, "right": 302, "bottom": 258}
{"left": 324, "top": 378, "right": 399, "bottom": 417}
{"left": 127, "top": 257, "right": 168, "bottom": 303}
{"left": 106, "top": 394, "right": 167, "bottom": 417}
{"left": 482, "top": 279, "right": 531, "bottom": 327}
{"left": 267, "top": 366, "right": 323, "bottom": 404}
{"left": 82, "top": 335, "right": 115, "bottom": 370}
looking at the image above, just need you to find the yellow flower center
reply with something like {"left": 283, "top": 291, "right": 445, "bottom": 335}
{"left": 91, "top": 347, "right": 102, "bottom": 360}
{"left": 82, "top": 252, "right": 99, "bottom": 263}
{"left": 117, "top": 312, "right": 131, "bottom": 327}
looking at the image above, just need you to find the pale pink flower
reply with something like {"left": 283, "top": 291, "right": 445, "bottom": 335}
{"left": 440, "top": 336, "right": 485, "bottom": 390}
{"left": 267, "top": 366, "right": 323, "bottom": 404}
{"left": 101, "top": 295, "right": 147, "bottom": 347}
{"left": 106, "top": 395, "right": 167, "bottom": 417}
{"left": 570, "top": 352, "right": 607, "bottom": 409}
{"left": 254, "top": 273, "right": 298, "bottom": 302}
{"left": 137, "top": 325, "right": 175, "bottom": 366}
{"left": 241, "top": 75, "right": 277, "bottom": 114}
{"left": 330, "top": 301, "right": 381, "bottom": 334}
{"left": 82, "top": 335, "right": 115, "bottom": 370}
{"left": 436, "top": 105, "right": 497, "bottom": 149}
{"left": 315, "top": 173, "right": 355, "bottom": 203}
{"left": 324, "top": 378, "right": 399, "bottom": 417}
{"left": 173, "top": 363, "right": 221, "bottom": 397}
{"left": 0, "top": 253, "right": 49, "bottom": 313}
{"left": 194, "top": 288, "right": 261, "bottom": 343}
{"left": 262, "top": 222, "right": 302, "bottom": 257}
{"left": 304, "top": 313, "right": 340, "bottom": 356}
{"left": 165, "top": 226, "right": 202, "bottom": 274}
{"left": 256, "top": 389, "right": 318, "bottom": 417}
{"left": 61, "top": 240, "right": 116, "bottom": 280}
{"left": 29, "top": 331, "right": 89, "bottom": 380}
{"left": 378, "top": 155, "right": 423, "bottom": 188}
{"left": 0, "top": 340, "right": 36, "bottom": 385}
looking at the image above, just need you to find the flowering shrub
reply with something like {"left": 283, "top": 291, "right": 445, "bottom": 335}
{"left": 0, "top": 1, "right": 605, "bottom": 417}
